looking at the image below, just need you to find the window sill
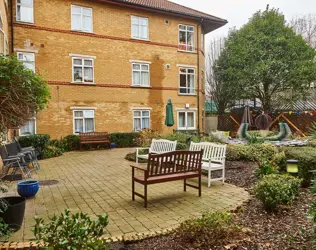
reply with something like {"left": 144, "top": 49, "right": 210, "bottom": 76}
{"left": 71, "top": 29, "right": 94, "bottom": 34}
{"left": 71, "top": 82, "right": 96, "bottom": 85}
{"left": 177, "top": 50, "right": 197, "bottom": 54}
{"left": 130, "top": 37, "right": 151, "bottom": 42}
{"left": 176, "top": 128, "right": 197, "bottom": 131}
{"left": 16, "top": 21, "right": 34, "bottom": 25}
{"left": 131, "top": 85, "right": 152, "bottom": 89}
{"left": 178, "top": 93, "right": 197, "bottom": 96}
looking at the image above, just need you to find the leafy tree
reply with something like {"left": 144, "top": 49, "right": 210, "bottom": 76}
{"left": 206, "top": 37, "right": 239, "bottom": 114}
{"left": 215, "top": 6, "right": 316, "bottom": 112}
{"left": 0, "top": 55, "right": 50, "bottom": 133}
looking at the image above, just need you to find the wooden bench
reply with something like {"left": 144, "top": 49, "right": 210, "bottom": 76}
{"left": 131, "top": 150, "right": 203, "bottom": 208}
{"left": 79, "top": 132, "right": 111, "bottom": 150}
{"left": 189, "top": 142, "right": 227, "bottom": 187}
{"left": 136, "top": 139, "right": 177, "bottom": 164}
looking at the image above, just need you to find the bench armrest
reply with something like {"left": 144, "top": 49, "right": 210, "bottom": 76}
{"left": 130, "top": 164, "right": 147, "bottom": 172}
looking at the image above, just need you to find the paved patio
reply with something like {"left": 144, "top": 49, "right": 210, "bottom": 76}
{"left": 2, "top": 148, "right": 250, "bottom": 242}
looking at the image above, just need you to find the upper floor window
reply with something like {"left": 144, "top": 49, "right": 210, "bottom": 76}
{"left": 72, "top": 57, "right": 94, "bottom": 83}
{"left": 71, "top": 5, "right": 93, "bottom": 32}
{"left": 17, "top": 0, "right": 34, "bottom": 23}
{"left": 179, "top": 67, "right": 195, "bottom": 94}
{"left": 132, "top": 63, "right": 150, "bottom": 87}
{"left": 17, "top": 52, "right": 35, "bottom": 72}
{"left": 131, "top": 16, "right": 149, "bottom": 40}
{"left": 179, "top": 24, "right": 194, "bottom": 52}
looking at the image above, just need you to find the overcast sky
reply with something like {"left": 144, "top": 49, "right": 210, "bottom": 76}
{"left": 171, "top": 0, "right": 316, "bottom": 49}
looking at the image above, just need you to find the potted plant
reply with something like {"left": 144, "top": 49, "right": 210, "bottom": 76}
{"left": 0, "top": 182, "right": 26, "bottom": 232}
{"left": 17, "top": 180, "right": 39, "bottom": 198}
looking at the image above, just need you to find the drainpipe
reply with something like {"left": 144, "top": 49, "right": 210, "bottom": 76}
{"left": 10, "top": 0, "right": 14, "bottom": 54}
{"left": 197, "top": 18, "right": 203, "bottom": 135}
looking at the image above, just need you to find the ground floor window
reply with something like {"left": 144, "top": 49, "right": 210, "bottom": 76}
{"left": 17, "top": 52, "right": 35, "bottom": 72}
{"left": 73, "top": 110, "right": 95, "bottom": 134}
{"left": 20, "top": 118, "right": 36, "bottom": 136}
{"left": 133, "top": 110, "right": 150, "bottom": 131}
{"left": 177, "top": 110, "right": 196, "bottom": 130}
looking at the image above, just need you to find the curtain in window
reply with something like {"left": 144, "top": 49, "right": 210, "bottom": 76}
{"left": 133, "top": 71, "right": 140, "bottom": 85}
{"left": 188, "top": 74, "right": 195, "bottom": 93}
{"left": 83, "top": 16, "right": 92, "bottom": 31}
{"left": 178, "top": 113, "right": 185, "bottom": 128}
{"left": 72, "top": 14, "right": 81, "bottom": 30}
{"left": 142, "top": 118, "right": 150, "bottom": 129}
{"left": 187, "top": 113, "right": 194, "bottom": 128}
{"left": 75, "top": 119, "right": 84, "bottom": 133}
{"left": 141, "top": 72, "right": 149, "bottom": 86}
{"left": 134, "top": 118, "right": 141, "bottom": 131}
{"left": 84, "top": 67, "right": 93, "bottom": 82}
{"left": 85, "top": 118, "right": 94, "bottom": 132}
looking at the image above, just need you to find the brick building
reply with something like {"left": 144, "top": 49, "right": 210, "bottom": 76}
{"left": 1, "top": 0, "right": 227, "bottom": 139}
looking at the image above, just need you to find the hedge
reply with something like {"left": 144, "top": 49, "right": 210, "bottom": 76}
{"left": 282, "top": 147, "right": 316, "bottom": 187}
{"left": 226, "top": 144, "right": 277, "bottom": 162}
{"left": 108, "top": 132, "right": 140, "bottom": 148}
{"left": 18, "top": 134, "right": 50, "bottom": 159}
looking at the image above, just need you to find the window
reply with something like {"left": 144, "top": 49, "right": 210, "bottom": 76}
{"left": 177, "top": 111, "right": 196, "bottom": 130}
{"left": 131, "top": 16, "right": 149, "bottom": 40}
{"left": 17, "top": 0, "right": 34, "bottom": 23}
{"left": 179, "top": 67, "right": 195, "bottom": 94}
{"left": 17, "top": 52, "right": 35, "bottom": 72}
{"left": 133, "top": 110, "right": 150, "bottom": 131}
{"left": 71, "top": 5, "right": 93, "bottom": 32}
{"left": 20, "top": 118, "right": 36, "bottom": 136}
{"left": 72, "top": 57, "right": 94, "bottom": 83}
{"left": 132, "top": 63, "right": 150, "bottom": 86}
{"left": 179, "top": 24, "right": 194, "bottom": 52}
{"left": 73, "top": 110, "right": 95, "bottom": 134}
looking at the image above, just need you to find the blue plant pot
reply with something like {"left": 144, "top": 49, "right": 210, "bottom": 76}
{"left": 17, "top": 180, "right": 39, "bottom": 198}
{"left": 110, "top": 143, "right": 117, "bottom": 149}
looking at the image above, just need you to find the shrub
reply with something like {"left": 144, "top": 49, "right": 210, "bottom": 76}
{"left": 34, "top": 209, "right": 109, "bottom": 249}
{"left": 42, "top": 145, "right": 64, "bottom": 159}
{"left": 271, "top": 151, "right": 287, "bottom": 170}
{"left": 177, "top": 211, "right": 235, "bottom": 247}
{"left": 254, "top": 160, "right": 279, "bottom": 179}
{"left": 0, "top": 182, "right": 11, "bottom": 238}
{"left": 49, "top": 139, "right": 68, "bottom": 152}
{"left": 162, "top": 132, "right": 200, "bottom": 144}
{"left": 309, "top": 179, "right": 316, "bottom": 248}
{"left": 18, "top": 134, "right": 50, "bottom": 159}
{"left": 64, "top": 135, "right": 80, "bottom": 151}
{"left": 136, "top": 129, "right": 161, "bottom": 147}
{"left": 309, "top": 122, "right": 316, "bottom": 139}
{"left": 176, "top": 143, "right": 188, "bottom": 150}
{"left": 282, "top": 147, "right": 316, "bottom": 187}
{"left": 226, "top": 144, "right": 277, "bottom": 162}
{"left": 254, "top": 174, "right": 301, "bottom": 212}
{"left": 109, "top": 132, "right": 140, "bottom": 147}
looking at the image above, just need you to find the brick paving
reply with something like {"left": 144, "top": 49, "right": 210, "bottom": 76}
{"left": 2, "top": 148, "right": 250, "bottom": 243}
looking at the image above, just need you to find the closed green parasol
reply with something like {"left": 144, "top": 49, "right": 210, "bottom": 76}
{"left": 165, "top": 99, "right": 174, "bottom": 127}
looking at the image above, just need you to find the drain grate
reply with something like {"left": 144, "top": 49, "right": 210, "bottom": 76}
{"left": 39, "top": 180, "right": 59, "bottom": 186}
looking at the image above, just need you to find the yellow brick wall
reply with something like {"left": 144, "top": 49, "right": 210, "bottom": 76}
{"left": 0, "top": 0, "right": 9, "bottom": 54}
{"left": 12, "top": 0, "right": 206, "bottom": 139}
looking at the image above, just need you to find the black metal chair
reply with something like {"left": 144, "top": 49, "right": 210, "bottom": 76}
{"left": 11, "top": 141, "right": 40, "bottom": 171}
{"left": 5, "top": 143, "right": 39, "bottom": 175}
{"left": 0, "top": 146, "right": 32, "bottom": 179}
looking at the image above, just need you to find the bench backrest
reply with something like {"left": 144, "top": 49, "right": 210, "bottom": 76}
{"left": 149, "top": 139, "right": 177, "bottom": 154}
{"left": 147, "top": 150, "right": 203, "bottom": 177}
{"left": 189, "top": 142, "right": 226, "bottom": 162}
{"left": 79, "top": 132, "right": 110, "bottom": 142}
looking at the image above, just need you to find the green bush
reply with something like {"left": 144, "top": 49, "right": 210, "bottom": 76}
{"left": 282, "top": 147, "right": 316, "bottom": 187}
{"left": 18, "top": 134, "right": 50, "bottom": 159}
{"left": 176, "top": 143, "right": 188, "bottom": 150}
{"left": 309, "top": 122, "right": 316, "bottom": 139}
{"left": 49, "top": 139, "right": 68, "bottom": 152}
{"left": 64, "top": 135, "right": 80, "bottom": 151}
{"left": 162, "top": 132, "right": 200, "bottom": 144}
{"left": 0, "top": 182, "right": 11, "bottom": 238}
{"left": 254, "top": 174, "right": 301, "bottom": 212}
{"left": 34, "top": 209, "right": 109, "bottom": 249}
{"left": 42, "top": 145, "right": 64, "bottom": 159}
{"left": 177, "top": 211, "right": 235, "bottom": 247}
{"left": 109, "top": 132, "right": 140, "bottom": 147}
{"left": 254, "top": 161, "right": 279, "bottom": 179}
{"left": 226, "top": 144, "right": 277, "bottom": 162}
{"left": 309, "top": 179, "right": 316, "bottom": 249}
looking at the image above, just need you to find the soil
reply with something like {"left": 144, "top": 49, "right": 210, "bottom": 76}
{"left": 111, "top": 161, "right": 314, "bottom": 250}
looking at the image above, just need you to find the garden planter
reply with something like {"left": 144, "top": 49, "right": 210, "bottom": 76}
{"left": 17, "top": 180, "right": 39, "bottom": 198}
{"left": 1, "top": 197, "right": 26, "bottom": 231}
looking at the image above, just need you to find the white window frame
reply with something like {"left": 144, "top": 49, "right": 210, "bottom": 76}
{"left": 132, "top": 63, "right": 150, "bottom": 87}
{"left": 133, "top": 109, "right": 151, "bottom": 131}
{"left": 179, "top": 67, "right": 195, "bottom": 95}
{"left": 0, "top": 11, "right": 6, "bottom": 55}
{"left": 72, "top": 57, "right": 94, "bottom": 84}
{"left": 177, "top": 110, "right": 196, "bottom": 130}
{"left": 16, "top": 0, "right": 34, "bottom": 23}
{"left": 71, "top": 5, "right": 93, "bottom": 33}
{"left": 17, "top": 52, "right": 35, "bottom": 72}
{"left": 131, "top": 15, "right": 149, "bottom": 40}
{"left": 19, "top": 117, "right": 36, "bottom": 136}
{"left": 73, "top": 110, "right": 95, "bottom": 134}
{"left": 178, "top": 24, "right": 194, "bottom": 52}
